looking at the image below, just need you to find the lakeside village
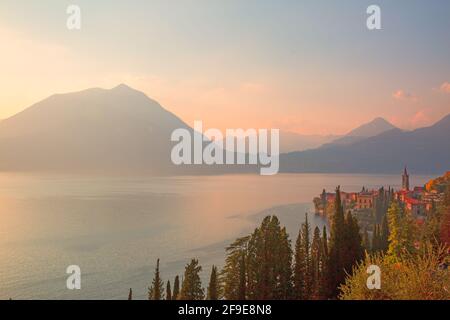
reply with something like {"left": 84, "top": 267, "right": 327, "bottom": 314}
{"left": 313, "top": 168, "right": 448, "bottom": 238}
{"left": 142, "top": 167, "right": 449, "bottom": 301}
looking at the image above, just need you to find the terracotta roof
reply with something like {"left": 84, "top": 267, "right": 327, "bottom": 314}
{"left": 404, "top": 197, "right": 424, "bottom": 205}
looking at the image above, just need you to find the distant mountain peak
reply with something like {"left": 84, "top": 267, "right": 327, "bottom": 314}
{"left": 0, "top": 84, "right": 191, "bottom": 174}
{"left": 321, "top": 117, "right": 397, "bottom": 148}
{"left": 281, "top": 112, "right": 450, "bottom": 174}
{"left": 372, "top": 117, "right": 390, "bottom": 124}
{"left": 111, "top": 83, "right": 136, "bottom": 91}
{"left": 346, "top": 117, "right": 397, "bottom": 137}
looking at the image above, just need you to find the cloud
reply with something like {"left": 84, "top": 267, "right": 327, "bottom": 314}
{"left": 438, "top": 82, "right": 450, "bottom": 93}
{"left": 389, "top": 109, "right": 434, "bottom": 130}
{"left": 392, "top": 90, "right": 418, "bottom": 102}
{"left": 410, "top": 110, "right": 431, "bottom": 127}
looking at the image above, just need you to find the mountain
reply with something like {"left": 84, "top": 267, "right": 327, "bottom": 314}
{"left": 346, "top": 117, "right": 397, "bottom": 137}
{"left": 0, "top": 84, "right": 199, "bottom": 174}
{"left": 280, "top": 114, "right": 450, "bottom": 174}
{"left": 1, "top": 84, "right": 447, "bottom": 175}
{"left": 323, "top": 117, "right": 398, "bottom": 147}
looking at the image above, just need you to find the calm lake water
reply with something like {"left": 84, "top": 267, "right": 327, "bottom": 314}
{"left": 0, "top": 173, "right": 431, "bottom": 299}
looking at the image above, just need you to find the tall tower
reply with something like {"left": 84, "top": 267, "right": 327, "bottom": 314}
{"left": 402, "top": 166, "right": 410, "bottom": 191}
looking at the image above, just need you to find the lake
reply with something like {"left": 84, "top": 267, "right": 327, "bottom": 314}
{"left": 0, "top": 173, "right": 431, "bottom": 299}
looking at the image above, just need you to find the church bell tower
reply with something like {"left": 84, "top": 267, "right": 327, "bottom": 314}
{"left": 402, "top": 166, "right": 410, "bottom": 191}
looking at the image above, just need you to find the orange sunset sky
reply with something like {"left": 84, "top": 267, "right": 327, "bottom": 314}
{"left": 0, "top": 1, "right": 449, "bottom": 135}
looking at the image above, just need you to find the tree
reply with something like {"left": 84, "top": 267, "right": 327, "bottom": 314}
{"left": 327, "top": 186, "right": 346, "bottom": 298}
{"left": 372, "top": 224, "right": 380, "bottom": 252}
{"left": 277, "top": 226, "right": 293, "bottom": 299}
{"left": 301, "top": 214, "right": 312, "bottom": 298}
{"left": 179, "top": 259, "right": 205, "bottom": 300}
{"left": 340, "top": 244, "right": 450, "bottom": 300}
{"left": 380, "top": 213, "right": 389, "bottom": 252}
{"left": 319, "top": 226, "right": 329, "bottom": 298}
{"left": 440, "top": 209, "right": 450, "bottom": 247}
{"left": 374, "top": 187, "right": 386, "bottom": 223}
{"left": 344, "top": 211, "right": 363, "bottom": 271}
{"left": 293, "top": 223, "right": 306, "bottom": 299}
{"left": 246, "top": 216, "right": 292, "bottom": 300}
{"left": 221, "top": 236, "right": 249, "bottom": 299}
{"left": 207, "top": 265, "right": 219, "bottom": 300}
{"left": 173, "top": 275, "right": 180, "bottom": 300}
{"left": 166, "top": 280, "right": 172, "bottom": 300}
{"left": 127, "top": 288, "right": 132, "bottom": 300}
{"left": 247, "top": 217, "right": 273, "bottom": 299}
{"left": 310, "top": 226, "right": 322, "bottom": 299}
{"left": 322, "top": 226, "right": 328, "bottom": 258}
{"left": 238, "top": 253, "right": 247, "bottom": 300}
{"left": 362, "top": 227, "right": 370, "bottom": 252}
{"left": 148, "top": 258, "right": 164, "bottom": 300}
{"left": 387, "top": 201, "right": 416, "bottom": 261}
{"left": 421, "top": 200, "right": 441, "bottom": 248}
{"left": 441, "top": 186, "right": 450, "bottom": 246}
{"left": 326, "top": 187, "right": 363, "bottom": 298}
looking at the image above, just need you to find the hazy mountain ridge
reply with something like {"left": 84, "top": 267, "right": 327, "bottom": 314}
{"left": 0, "top": 84, "right": 193, "bottom": 174}
{"left": 279, "top": 131, "right": 341, "bottom": 153}
{"left": 321, "top": 117, "right": 398, "bottom": 148}
{"left": 0, "top": 85, "right": 447, "bottom": 175}
{"left": 220, "top": 130, "right": 340, "bottom": 154}
{"left": 280, "top": 114, "right": 450, "bottom": 174}
{"left": 0, "top": 84, "right": 256, "bottom": 175}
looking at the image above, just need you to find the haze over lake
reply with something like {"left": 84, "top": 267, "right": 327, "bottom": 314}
{"left": 0, "top": 173, "right": 431, "bottom": 300}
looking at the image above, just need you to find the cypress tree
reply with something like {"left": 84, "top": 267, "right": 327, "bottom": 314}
{"left": 292, "top": 214, "right": 316, "bottom": 299}
{"left": 326, "top": 187, "right": 363, "bottom": 298}
{"left": 222, "top": 236, "right": 249, "bottom": 299}
{"left": 277, "top": 226, "right": 293, "bottom": 299}
{"left": 322, "top": 226, "right": 328, "bottom": 259}
{"left": 310, "top": 226, "right": 322, "bottom": 299}
{"left": 244, "top": 216, "right": 286, "bottom": 299}
{"left": 319, "top": 226, "right": 329, "bottom": 299}
{"left": 362, "top": 227, "right": 370, "bottom": 252}
{"left": 207, "top": 265, "right": 219, "bottom": 300}
{"left": 387, "top": 201, "right": 416, "bottom": 261}
{"left": 344, "top": 211, "right": 363, "bottom": 269}
{"left": 247, "top": 218, "right": 270, "bottom": 299}
{"left": 327, "top": 186, "right": 346, "bottom": 298}
{"left": 301, "top": 213, "right": 312, "bottom": 299}
{"left": 380, "top": 213, "right": 389, "bottom": 252}
{"left": 420, "top": 200, "right": 442, "bottom": 249}
{"left": 244, "top": 216, "right": 292, "bottom": 300}
{"left": 238, "top": 253, "right": 247, "bottom": 300}
{"left": 173, "top": 275, "right": 180, "bottom": 300}
{"left": 148, "top": 258, "right": 164, "bottom": 300}
{"left": 372, "top": 224, "right": 379, "bottom": 252}
{"left": 127, "top": 288, "right": 132, "bottom": 300}
{"left": 166, "top": 280, "right": 172, "bottom": 300}
{"left": 179, "top": 259, "right": 205, "bottom": 300}
{"left": 293, "top": 224, "right": 306, "bottom": 299}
